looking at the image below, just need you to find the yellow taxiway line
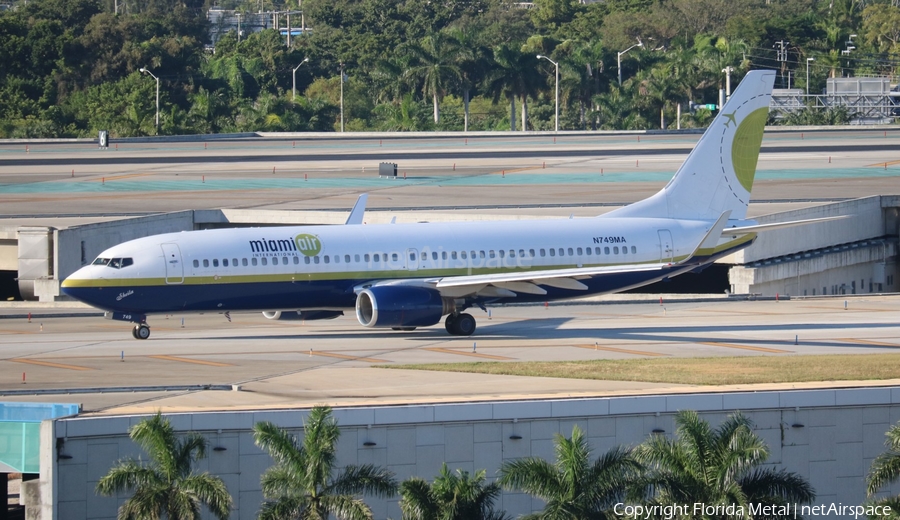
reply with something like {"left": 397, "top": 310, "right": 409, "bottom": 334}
{"left": 699, "top": 341, "right": 791, "bottom": 354}
{"left": 574, "top": 344, "right": 669, "bottom": 357}
{"left": 9, "top": 358, "right": 93, "bottom": 371}
{"left": 424, "top": 347, "right": 512, "bottom": 360}
{"left": 148, "top": 355, "right": 233, "bottom": 367}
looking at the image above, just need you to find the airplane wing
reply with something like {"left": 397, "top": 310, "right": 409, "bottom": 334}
{"left": 357, "top": 212, "right": 732, "bottom": 298}
{"left": 722, "top": 215, "right": 850, "bottom": 236}
{"left": 345, "top": 194, "right": 368, "bottom": 225}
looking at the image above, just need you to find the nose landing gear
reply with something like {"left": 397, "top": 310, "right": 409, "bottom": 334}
{"left": 132, "top": 323, "right": 151, "bottom": 340}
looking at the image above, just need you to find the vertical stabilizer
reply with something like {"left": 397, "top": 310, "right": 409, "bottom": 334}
{"left": 602, "top": 70, "right": 775, "bottom": 221}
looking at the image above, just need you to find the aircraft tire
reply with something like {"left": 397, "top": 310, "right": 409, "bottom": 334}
{"left": 135, "top": 324, "right": 151, "bottom": 340}
{"left": 454, "top": 313, "right": 476, "bottom": 336}
{"left": 132, "top": 326, "right": 139, "bottom": 339}
{"left": 444, "top": 314, "right": 457, "bottom": 333}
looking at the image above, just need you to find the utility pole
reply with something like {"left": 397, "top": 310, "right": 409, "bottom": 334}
{"left": 775, "top": 40, "right": 790, "bottom": 88}
{"left": 722, "top": 66, "right": 734, "bottom": 100}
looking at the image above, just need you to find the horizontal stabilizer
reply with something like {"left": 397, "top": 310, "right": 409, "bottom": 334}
{"left": 721, "top": 215, "right": 851, "bottom": 237}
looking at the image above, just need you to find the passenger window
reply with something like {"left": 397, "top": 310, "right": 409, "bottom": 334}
{"left": 324, "top": 256, "right": 330, "bottom": 264}
{"left": 479, "top": 251, "right": 485, "bottom": 258}
{"left": 233, "top": 258, "right": 238, "bottom": 266}
{"left": 252, "top": 258, "right": 258, "bottom": 266}
{"left": 568, "top": 248, "right": 574, "bottom": 256}
{"left": 223, "top": 259, "right": 228, "bottom": 267}
{"left": 558, "top": 248, "right": 564, "bottom": 256}
{"left": 549, "top": 249, "right": 556, "bottom": 257}
{"left": 261, "top": 257, "right": 268, "bottom": 266}
{"left": 313, "top": 256, "right": 320, "bottom": 264}
{"left": 364, "top": 254, "right": 370, "bottom": 262}
{"left": 213, "top": 259, "right": 219, "bottom": 267}
{"left": 604, "top": 247, "right": 610, "bottom": 254}
{"left": 529, "top": 249, "right": 535, "bottom": 257}
{"left": 304, "top": 257, "right": 311, "bottom": 264}
{"left": 193, "top": 259, "right": 199, "bottom": 268}
{"left": 461, "top": 251, "right": 467, "bottom": 259}
{"left": 374, "top": 254, "right": 380, "bottom": 262}
{"left": 540, "top": 249, "right": 546, "bottom": 257}
{"left": 595, "top": 247, "right": 601, "bottom": 255}
{"left": 294, "top": 256, "right": 300, "bottom": 264}
{"left": 577, "top": 247, "right": 583, "bottom": 255}
{"left": 509, "top": 250, "right": 515, "bottom": 257}
{"left": 441, "top": 252, "right": 447, "bottom": 260}
{"left": 585, "top": 248, "right": 591, "bottom": 256}
{"left": 355, "top": 254, "right": 360, "bottom": 262}
{"left": 410, "top": 252, "right": 416, "bottom": 261}
{"left": 432, "top": 252, "right": 438, "bottom": 260}
{"left": 451, "top": 251, "right": 458, "bottom": 260}
{"left": 489, "top": 250, "right": 496, "bottom": 258}
{"left": 519, "top": 249, "right": 525, "bottom": 257}
{"left": 498, "top": 250, "right": 504, "bottom": 258}
{"left": 421, "top": 252, "right": 427, "bottom": 261}
{"left": 203, "top": 259, "right": 209, "bottom": 267}
{"left": 345, "top": 255, "right": 351, "bottom": 263}
{"left": 631, "top": 246, "right": 637, "bottom": 254}
{"left": 393, "top": 253, "right": 399, "bottom": 261}
{"left": 614, "top": 247, "right": 619, "bottom": 254}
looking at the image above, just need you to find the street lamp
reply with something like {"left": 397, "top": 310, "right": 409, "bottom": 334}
{"left": 722, "top": 66, "right": 734, "bottom": 99}
{"left": 806, "top": 57, "right": 814, "bottom": 95}
{"left": 139, "top": 67, "right": 159, "bottom": 134}
{"left": 536, "top": 55, "right": 559, "bottom": 132}
{"left": 292, "top": 57, "right": 309, "bottom": 103}
{"left": 617, "top": 41, "right": 643, "bottom": 85}
{"left": 339, "top": 62, "right": 345, "bottom": 133}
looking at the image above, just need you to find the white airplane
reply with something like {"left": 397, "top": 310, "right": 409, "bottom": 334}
{"left": 61, "top": 70, "right": 816, "bottom": 340}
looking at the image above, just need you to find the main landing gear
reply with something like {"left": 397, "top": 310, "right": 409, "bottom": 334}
{"left": 132, "top": 323, "right": 151, "bottom": 340}
{"left": 445, "top": 313, "right": 476, "bottom": 336}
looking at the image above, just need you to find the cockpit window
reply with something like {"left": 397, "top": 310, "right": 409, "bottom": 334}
{"left": 106, "top": 258, "right": 134, "bottom": 269}
{"left": 93, "top": 258, "right": 110, "bottom": 266}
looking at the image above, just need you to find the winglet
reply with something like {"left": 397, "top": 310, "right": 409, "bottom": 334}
{"left": 679, "top": 211, "right": 731, "bottom": 264}
{"left": 345, "top": 194, "right": 368, "bottom": 225}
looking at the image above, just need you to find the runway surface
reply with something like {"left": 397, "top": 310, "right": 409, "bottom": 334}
{"left": 0, "top": 129, "right": 899, "bottom": 217}
{"left": 1, "top": 296, "right": 899, "bottom": 415}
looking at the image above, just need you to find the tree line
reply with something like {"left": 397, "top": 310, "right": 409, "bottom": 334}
{"left": 97, "top": 405, "right": 900, "bottom": 519}
{"left": 1, "top": 0, "right": 898, "bottom": 137}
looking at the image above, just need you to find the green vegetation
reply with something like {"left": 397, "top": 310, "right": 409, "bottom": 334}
{"left": 400, "top": 464, "right": 509, "bottom": 520}
{"left": 96, "top": 412, "right": 232, "bottom": 520}
{"left": 867, "top": 422, "right": 900, "bottom": 517}
{"left": 252, "top": 405, "right": 397, "bottom": 520}
{"left": 380, "top": 353, "right": 900, "bottom": 386}
{"left": 2, "top": 0, "right": 898, "bottom": 137}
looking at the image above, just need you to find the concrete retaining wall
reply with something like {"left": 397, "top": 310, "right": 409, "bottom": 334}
{"left": 32, "top": 387, "right": 900, "bottom": 520}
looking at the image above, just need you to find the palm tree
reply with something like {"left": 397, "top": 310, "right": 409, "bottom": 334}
{"left": 96, "top": 412, "right": 232, "bottom": 520}
{"left": 498, "top": 425, "right": 642, "bottom": 519}
{"left": 866, "top": 422, "right": 900, "bottom": 514}
{"left": 400, "top": 463, "right": 509, "bottom": 520}
{"left": 489, "top": 44, "right": 545, "bottom": 131}
{"left": 253, "top": 405, "right": 397, "bottom": 520}
{"left": 403, "top": 32, "right": 463, "bottom": 124}
{"left": 634, "top": 410, "right": 815, "bottom": 520}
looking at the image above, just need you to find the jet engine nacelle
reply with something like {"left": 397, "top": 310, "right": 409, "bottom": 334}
{"left": 262, "top": 310, "right": 344, "bottom": 320}
{"left": 356, "top": 286, "right": 454, "bottom": 328}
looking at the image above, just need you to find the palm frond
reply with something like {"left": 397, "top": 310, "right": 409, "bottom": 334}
{"left": 129, "top": 412, "right": 179, "bottom": 480}
{"left": 180, "top": 473, "right": 233, "bottom": 520}
{"left": 329, "top": 464, "right": 397, "bottom": 499}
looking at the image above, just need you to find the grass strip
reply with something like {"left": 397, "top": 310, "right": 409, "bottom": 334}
{"left": 378, "top": 354, "right": 900, "bottom": 386}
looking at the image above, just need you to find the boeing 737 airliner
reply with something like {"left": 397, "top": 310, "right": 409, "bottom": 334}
{"left": 62, "top": 70, "right": 813, "bottom": 339}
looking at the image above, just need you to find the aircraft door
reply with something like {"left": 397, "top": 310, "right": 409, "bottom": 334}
{"left": 406, "top": 248, "right": 419, "bottom": 271}
{"left": 658, "top": 230, "right": 674, "bottom": 263}
{"left": 161, "top": 243, "right": 184, "bottom": 284}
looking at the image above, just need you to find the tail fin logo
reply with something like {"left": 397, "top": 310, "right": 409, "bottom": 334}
{"left": 731, "top": 107, "right": 768, "bottom": 193}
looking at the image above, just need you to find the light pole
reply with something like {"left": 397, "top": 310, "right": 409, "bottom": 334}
{"left": 722, "top": 66, "right": 734, "bottom": 99}
{"left": 292, "top": 57, "right": 309, "bottom": 103}
{"left": 806, "top": 57, "right": 814, "bottom": 95}
{"left": 617, "top": 41, "right": 643, "bottom": 85}
{"left": 339, "top": 62, "right": 345, "bottom": 133}
{"left": 536, "top": 55, "right": 559, "bottom": 132}
{"left": 139, "top": 67, "right": 159, "bottom": 134}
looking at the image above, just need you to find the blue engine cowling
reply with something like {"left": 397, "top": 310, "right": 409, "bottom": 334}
{"left": 356, "top": 286, "right": 453, "bottom": 328}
